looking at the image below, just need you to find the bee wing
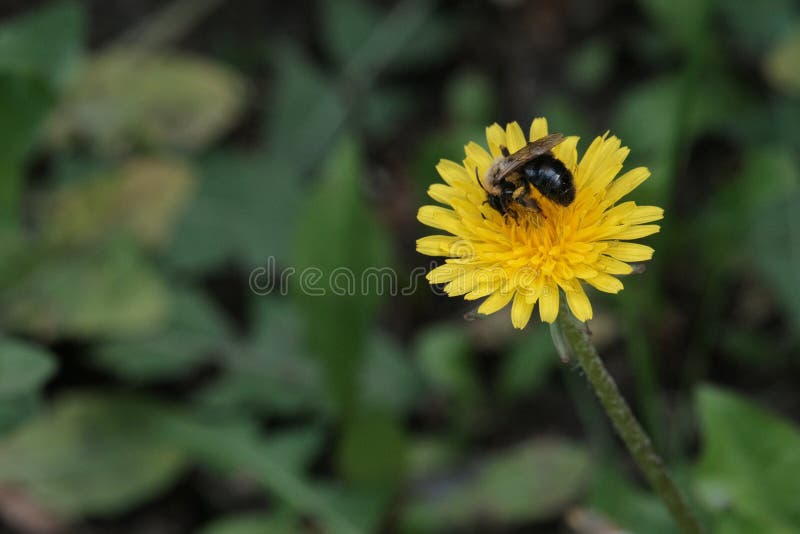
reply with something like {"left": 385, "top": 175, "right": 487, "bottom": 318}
{"left": 495, "top": 133, "right": 565, "bottom": 178}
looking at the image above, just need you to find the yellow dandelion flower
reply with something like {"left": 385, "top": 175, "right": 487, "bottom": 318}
{"left": 416, "top": 117, "right": 662, "bottom": 329}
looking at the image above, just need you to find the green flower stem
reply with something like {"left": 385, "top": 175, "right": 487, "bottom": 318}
{"left": 556, "top": 307, "right": 704, "bottom": 534}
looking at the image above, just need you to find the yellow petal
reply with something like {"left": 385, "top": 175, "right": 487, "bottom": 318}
{"left": 478, "top": 289, "right": 514, "bottom": 315}
{"left": 624, "top": 205, "right": 664, "bottom": 225}
{"left": 427, "top": 263, "right": 464, "bottom": 284}
{"left": 585, "top": 272, "right": 623, "bottom": 293}
{"left": 565, "top": 284, "right": 593, "bottom": 321}
{"left": 485, "top": 123, "right": 507, "bottom": 157}
{"left": 538, "top": 281, "right": 559, "bottom": 323}
{"left": 605, "top": 167, "right": 650, "bottom": 203}
{"left": 612, "top": 224, "right": 661, "bottom": 240}
{"left": 416, "top": 235, "right": 459, "bottom": 256}
{"left": 511, "top": 291, "right": 535, "bottom": 329}
{"left": 505, "top": 122, "right": 527, "bottom": 152}
{"left": 553, "top": 135, "right": 579, "bottom": 172}
{"left": 417, "top": 205, "right": 467, "bottom": 236}
{"left": 529, "top": 117, "right": 549, "bottom": 141}
{"left": 604, "top": 242, "right": 654, "bottom": 262}
{"left": 427, "top": 183, "right": 460, "bottom": 205}
{"left": 596, "top": 255, "right": 634, "bottom": 275}
{"left": 464, "top": 141, "right": 493, "bottom": 169}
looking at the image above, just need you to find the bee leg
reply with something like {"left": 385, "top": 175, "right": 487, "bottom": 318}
{"left": 512, "top": 185, "right": 544, "bottom": 216}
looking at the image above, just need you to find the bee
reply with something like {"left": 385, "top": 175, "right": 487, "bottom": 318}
{"left": 477, "top": 133, "right": 575, "bottom": 217}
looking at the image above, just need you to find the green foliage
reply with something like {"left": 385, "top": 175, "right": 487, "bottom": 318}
{"left": 0, "top": 239, "right": 169, "bottom": 338}
{"left": 196, "top": 298, "right": 324, "bottom": 416}
{"left": 403, "top": 438, "right": 591, "bottom": 531}
{"left": 0, "top": 338, "right": 56, "bottom": 398}
{"left": 200, "top": 511, "right": 299, "bottom": 534}
{"left": 764, "top": 26, "right": 800, "bottom": 95}
{"left": 1, "top": 0, "right": 799, "bottom": 531}
{"left": 414, "top": 323, "right": 480, "bottom": 406}
{"left": 696, "top": 385, "right": 800, "bottom": 532}
{"left": 92, "top": 289, "right": 231, "bottom": 381}
{"left": 0, "top": 394, "right": 187, "bottom": 518}
{"left": 498, "top": 326, "right": 557, "bottom": 400}
{"left": 48, "top": 49, "right": 247, "bottom": 154}
{"left": 293, "top": 137, "right": 391, "bottom": 413}
{"left": 0, "top": 0, "right": 85, "bottom": 88}
{"left": 749, "top": 190, "right": 800, "bottom": 333}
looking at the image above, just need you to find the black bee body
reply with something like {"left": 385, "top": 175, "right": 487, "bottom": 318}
{"left": 478, "top": 133, "right": 576, "bottom": 218}
{"left": 520, "top": 154, "right": 575, "bottom": 207}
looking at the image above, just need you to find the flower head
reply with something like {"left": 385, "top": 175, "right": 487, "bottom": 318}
{"left": 417, "top": 118, "right": 662, "bottom": 328}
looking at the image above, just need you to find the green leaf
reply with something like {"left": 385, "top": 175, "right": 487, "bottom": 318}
{"left": 403, "top": 438, "right": 590, "bottom": 530}
{"left": 161, "top": 418, "right": 363, "bottom": 534}
{"left": 167, "top": 150, "right": 300, "bottom": 271}
{"left": 47, "top": 49, "right": 246, "bottom": 154}
{"left": 749, "top": 189, "right": 800, "bottom": 332}
{"left": 360, "top": 333, "right": 421, "bottom": 415}
{"left": 92, "top": 289, "right": 231, "bottom": 382}
{"left": 700, "top": 146, "right": 798, "bottom": 269}
{"left": 445, "top": 70, "right": 494, "bottom": 127}
{"left": 0, "top": 338, "right": 56, "bottom": 397}
{"left": 0, "top": 394, "right": 187, "bottom": 518}
{"left": 764, "top": 26, "right": 800, "bottom": 95}
{"left": 262, "top": 426, "right": 325, "bottom": 474}
{"left": 637, "top": 0, "right": 710, "bottom": 51}
{"left": 414, "top": 323, "right": 479, "bottom": 404}
{"left": 319, "top": 0, "right": 454, "bottom": 71}
{"left": 696, "top": 385, "right": 800, "bottom": 531}
{"left": 567, "top": 39, "right": 613, "bottom": 91}
{"left": 338, "top": 410, "right": 407, "bottom": 488}
{"left": 292, "top": 136, "right": 391, "bottom": 413}
{"left": 320, "top": 0, "right": 381, "bottom": 65}
{"left": 588, "top": 465, "right": 678, "bottom": 534}
{"left": 497, "top": 327, "right": 557, "bottom": 400}
{"left": 0, "top": 0, "right": 85, "bottom": 88}
{"left": 0, "top": 73, "right": 53, "bottom": 223}
{"left": 200, "top": 511, "right": 298, "bottom": 534}
{"left": 264, "top": 45, "right": 345, "bottom": 172}
{"left": 718, "top": 0, "right": 799, "bottom": 56}
{"left": 0, "top": 240, "right": 169, "bottom": 338}
{"left": 41, "top": 157, "right": 195, "bottom": 249}
{"left": 197, "top": 298, "right": 324, "bottom": 416}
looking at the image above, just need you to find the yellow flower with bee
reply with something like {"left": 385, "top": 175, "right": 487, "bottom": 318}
{"left": 417, "top": 117, "right": 662, "bottom": 328}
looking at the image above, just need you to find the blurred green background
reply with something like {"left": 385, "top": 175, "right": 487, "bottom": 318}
{"left": 0, "top": 0, "right": 798, "bottom": 532}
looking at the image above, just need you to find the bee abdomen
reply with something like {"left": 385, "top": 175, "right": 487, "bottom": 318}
{"left": 522, "top": 155, "right": 575, "bottom": 206}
